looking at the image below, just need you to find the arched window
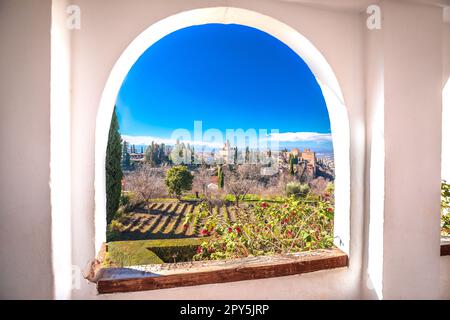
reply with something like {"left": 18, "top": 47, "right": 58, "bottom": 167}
{"left": 94, "top": 7, "right": 350, "bottom": 291}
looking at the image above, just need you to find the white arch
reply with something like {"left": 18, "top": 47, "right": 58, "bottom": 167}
{"left": 95, "top": 7, "right": 351, "bottom": 254}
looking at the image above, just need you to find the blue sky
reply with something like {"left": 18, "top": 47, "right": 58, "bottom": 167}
{"left": 116, "top": 23, "right": 333, "bottom": 153}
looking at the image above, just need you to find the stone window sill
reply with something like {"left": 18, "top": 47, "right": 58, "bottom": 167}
{"left": 89, "top": 246, "right": 348, "bottom": 295}
{"left": 441, "top": 237, "right": 450, "bottom": 256}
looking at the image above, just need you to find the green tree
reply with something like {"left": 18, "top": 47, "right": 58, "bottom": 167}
{"left": 191, "top": 146, "right": 195, "bottom": 164}
{"left": 144, "top": 143, "right": 152, "bottom": 163}
{"left": 165, "top": 165, "right": 194, "bottom": 199}
{"left": 145, "top": 141, "right": 162, "bottom": 166}
{"left": 160, "top": 143, "right": 168, "bottom": 164}
{"left": 217, "top": 165, "right": 224, "bottom": 189}
{"left": 122, "top": 140, "right": 130, "bottom": 169}
{"left": 245, "top": 146, "right": 250, "bottom": 163}
{"left": 286, "top": 181, "right": 310, "bottom": 198}
{"left": 289, "top": 154, "right": 295, "bottom": 175}
{"left": 234, "top": 148, "right": 238, "bottom": 164}
{"left": 106, "top": 107, "right": 123, "bottom": 225}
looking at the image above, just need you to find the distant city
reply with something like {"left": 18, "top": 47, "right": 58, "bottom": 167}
{"left": 122, "top": 137, "right": 335, "bottom": 179}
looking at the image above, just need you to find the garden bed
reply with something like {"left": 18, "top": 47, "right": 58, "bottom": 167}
{"left": 105, "top": 238, "right": 207, "bottom": 266}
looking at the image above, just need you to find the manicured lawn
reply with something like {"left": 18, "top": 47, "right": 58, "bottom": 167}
{"left": 106, "top": 237, "right": 207, "bottom": 267}
{"left": 109, "top": 200, "right": 236, "bottom": 241}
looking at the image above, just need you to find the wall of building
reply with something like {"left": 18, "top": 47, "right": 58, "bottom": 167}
{"left": 440, "top": 9, "right": 450, "bottom": 300}
{"left": 0, "top": 0, "right": 54, "bottom": 299}
{"left": 382, "top": 1, "right": 442, "bottom": 299}
{"left": 362, "top": 1, "right": 450, "bottom": 299}
{"left": 69, "top": 0, "right": 365, "bottom": 299}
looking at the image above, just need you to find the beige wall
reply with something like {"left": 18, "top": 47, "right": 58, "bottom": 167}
{"left": 0, "top": 0, "right": 53, "bottom": 299}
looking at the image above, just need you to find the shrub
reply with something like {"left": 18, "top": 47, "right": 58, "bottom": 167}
{"left": 192, "top": 196, "right": 334, "bottom": 261}
{"left": 286, "top": 181, "right": 310, "bottom": 198}
{"left": 107, "top": 240, "right": 164, "bottom": 266}
{"left": 106, "top": 238, "right": 205, "bottom": 266}
{"left": 106, "top": 220, "right": 124, "bottom": 242}
{"left": 165, "top": 165, "right": 194, "bottom": 199}
{"left": 109, "top": 219, "right": 123, "bottom": 231}
{"left": 120, "top": 193, "right": 130, "bottom": 207}
{"left": 442, "top": 180, "right": 450, "bottom": 237}
{"left": 149, "top": 245, "right": 199, "bottom": 263}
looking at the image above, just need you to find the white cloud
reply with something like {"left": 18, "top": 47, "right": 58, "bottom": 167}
{"left": 121, "top": 131, "right": 332, "bottom": 148}
{"left": 121, "top": 135, "right": 223, "bottom": 148}
{"left": 265, "top": 132, "right": 332, "bottom": 142}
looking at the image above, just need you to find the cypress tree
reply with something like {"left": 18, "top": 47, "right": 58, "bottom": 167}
{"left": 106, "top": 107, "right": 123, "bottom": 225}
{"left": 289, "top": 154, "right": 295, "bottom": 176}
{"left": 122, "top": 140, "right": 130, "bottom": 169}
{"left": 218, "top": 165, "right": 224, "bottom": 189}
{"left": 144, "top": 143, "right": 152, "bottom": 163}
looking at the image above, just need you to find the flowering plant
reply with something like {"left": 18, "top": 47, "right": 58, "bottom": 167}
{"left": 442, "top": 181, "right": 450, "bottom": 237}
{"left": 191, "top": 196, "right": 334, "bottom": 261}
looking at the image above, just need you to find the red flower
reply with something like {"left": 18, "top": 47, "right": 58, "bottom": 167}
{"left": 261, "top": 202, "right": 268, "bottom": 209}
{"left": 183, "top": 224, "right": 188, "bottom": 230}
{"left": 327, "top": 207, "right": 334, "bottom": 213}
{"left": 287, "top": 230, "right": 293, "bottom": 237}
{"left": 228, "top": 227, "right": 233, "bottom": 233}
{"left": 201, "top": 229, "right": 208, "bottom": 235}
{"left": 196, "top": 246, "right": 203, "bottom": 254}
{"left": 235, "top": 227, "right": 241, "bottom": 233}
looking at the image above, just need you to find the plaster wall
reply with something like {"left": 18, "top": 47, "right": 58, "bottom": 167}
{"left": 69, "top": 0, "right": 365, "bottom": 299}
{"left": 0, "top": 0, "right": 448, "bottom": 300}
{"left": 440, "top": 10, "right": 450, "bottom": 300}
{"left": 0, "top": 0, "right": 53, "bottom": 299}
{"left": 382, "top": 1, "right": 443, "bottom": 299}
{"left": 362, "top": 0, "right": 449, "bottom": 300}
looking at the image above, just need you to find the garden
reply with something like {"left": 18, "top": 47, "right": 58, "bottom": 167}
{"left": 105, "top": 162, "right": 336, "bottom": 267}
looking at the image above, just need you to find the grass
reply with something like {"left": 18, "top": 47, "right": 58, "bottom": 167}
{"left": 106, "top": 237, "right": 207, "bottom": 267}
{"left": 109, "top": 197, "right": 293, "bottom": 242}
{"left": 224, "top": 193, "right": 285, "bottom": 203}
{"left": 106, "top": 240, "right": 164, "bottom": 266}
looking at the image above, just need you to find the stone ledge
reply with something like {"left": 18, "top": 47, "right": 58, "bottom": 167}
{"left": 95, "top": 247, "right": 348, "bottom": 294}
{"left": 441, "top": 238, "right": 450, "bottom": 256}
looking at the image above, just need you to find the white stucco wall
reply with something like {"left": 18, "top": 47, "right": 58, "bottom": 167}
{"left": 0, "top": 0, "right": 448, "bottom": 300}
{"left": 362, "top": 6, "right": 385, "bottom": 299}
{"left": 440, "top": 10, "right": 450, "bottom": 300}
{"left": 0, "top": 0, "right": 53, "bottom": 299}
{"left": 69, "top": 0, "right": 365, "bottom": 299}
{"left": 362, "top": 1, "right": 450, "bottom": 299}
{"left": 382, "top": 2, "right": 443, "bottom": 299}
